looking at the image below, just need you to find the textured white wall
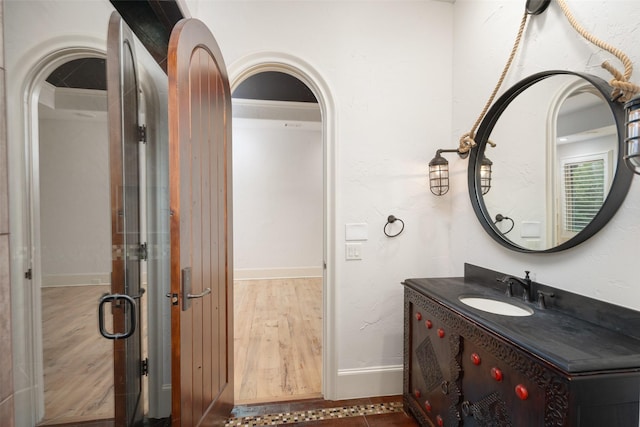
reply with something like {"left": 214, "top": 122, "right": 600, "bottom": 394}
{"left": 188, "top": 1, "right": 455, "bottom": 379}
{"left": 451, "top": 0, "right": 640, "bottom": 309}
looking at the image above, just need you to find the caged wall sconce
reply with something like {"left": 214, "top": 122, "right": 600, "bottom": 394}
{"left": 625, "top": 95, "right": 640, "bottom": 173}
{"left": 428, "top": 148, "right": 467, "bottom": 196}
{"left": 428, "top": 149, "right": 492, "bottom": 196}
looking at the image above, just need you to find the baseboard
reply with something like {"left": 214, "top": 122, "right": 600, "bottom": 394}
{"left": 42, "top": 271, "right": 149, "bottom": 287}
{"left": 334, "top": 365, "right": 403, "bottom": 400}
{"left": 42, "top": 273, "right": 111, "bottom": 287}
{"left": 234, "top": 267, "right": 323, "bottom": 280}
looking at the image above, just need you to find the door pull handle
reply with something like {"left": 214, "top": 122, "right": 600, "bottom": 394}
{"left": 98, "top": 293, "right": 136, "bottom": 340}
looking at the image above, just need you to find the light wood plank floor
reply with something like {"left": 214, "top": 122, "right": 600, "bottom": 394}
{"left": 40, "top": 285, "right": 114, "bottom": 425}
{"left": 40, "top": 278, "right": 322, "bottom": 422}
{"left": 234, "top": 278, "right": 323, "bottom": 404}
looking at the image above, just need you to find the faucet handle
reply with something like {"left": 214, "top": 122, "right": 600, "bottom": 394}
{"left": 505, "top": 281, "right": 513, "bottom": 297}
{"left": 524, "top": 270, "right": 531, "bottom": 279}
{"left": 536, "top": 290, "right": 555, "bottom": 309}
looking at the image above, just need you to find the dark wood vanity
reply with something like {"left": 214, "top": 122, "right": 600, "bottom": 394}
{"left": 403, "top": 264, "right": 640, "bottom": 427}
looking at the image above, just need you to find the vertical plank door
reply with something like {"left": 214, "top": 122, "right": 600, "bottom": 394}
{"left": 168, "top": 18, "right": 234, "bottom": 426}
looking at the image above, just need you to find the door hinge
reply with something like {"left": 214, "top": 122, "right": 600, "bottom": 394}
{"left": 138, "top": 125, "right": 147, "bottom": 144}
{"left": 25, "top": 268, "right": 32, "bottom": 280}
{"left": 139, "top": 243, "right": 148, "bottom": 261}
{"left": 141, "top": 358, "right": 149, "bottom": 376}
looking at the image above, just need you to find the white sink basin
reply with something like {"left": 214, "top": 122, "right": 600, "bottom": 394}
{"left": 459, "top": 296, "right": 534, "bottom": 317}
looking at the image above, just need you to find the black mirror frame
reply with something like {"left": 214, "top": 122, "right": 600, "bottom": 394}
{"left": 468, "top": 70, "right": 633, "bottom": 253}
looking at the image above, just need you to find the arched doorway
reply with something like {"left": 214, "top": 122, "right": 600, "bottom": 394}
{"left": 29, "top": 52, "right": 114, "bottom": 425}
{"left": 229, "top": 54, "right": 337, "bottom": 401}
{"left": 232, "top": 71, "right": 322, "bottom": 403}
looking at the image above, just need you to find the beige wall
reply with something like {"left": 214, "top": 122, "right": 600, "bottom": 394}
{"left": 0, "top": 0, "right": 15, "bottom": 423}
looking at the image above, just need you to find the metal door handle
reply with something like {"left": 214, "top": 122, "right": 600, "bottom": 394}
{"left": 181, "top": 267, "right": 211, "bottom": 311}
{"left": 98, "top": 293, "right": 137, "bottom": 340}
{"left": 188, "top": 288, "right": 211, "bottom": 299}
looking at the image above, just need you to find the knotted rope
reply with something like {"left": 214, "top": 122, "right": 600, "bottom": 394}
{"left": 557, "top": 0, "right": 640, "bottom": 102}
{"left": 458, "top": 1, "right": 640, "bottom": 155}
{"left": 458, "top": 10, "right": 529, "bottom": 154}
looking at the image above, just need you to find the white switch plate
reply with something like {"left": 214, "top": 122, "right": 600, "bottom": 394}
{"left": 345, "top": 223, "right": 368, "bottom": 241}
{"left": 520, "top": 221, "right": 541, "bottom": 238}
{"left": 345, "top": 242, "right": 363, "bottom": 260}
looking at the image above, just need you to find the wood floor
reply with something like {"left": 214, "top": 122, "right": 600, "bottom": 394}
{"left": 39, "top": 277, "right": 324, "bottom": 422}
{"left": 234, "top": 277, "right": 323, "bottom": 404}
{"left": 40, "top": 285, "right": 114, "bottom": 425}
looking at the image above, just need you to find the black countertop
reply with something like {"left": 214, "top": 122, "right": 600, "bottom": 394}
{"left": 403, "top": 270, "right": 640, "bottom": 374}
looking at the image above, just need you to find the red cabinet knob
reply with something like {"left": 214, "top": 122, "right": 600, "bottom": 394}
{"left": 415, "top": 312, "right": 422, "bottom": 321}
{"left": 436, "top": 415, "right": 444, "bottom": 426}
{"left": 515, "top": 384, "right": 529, "bottom": 400}
{"left": 424, "top": 400, "right": 432, "bottom": 412}
{"left": 425, "top": 319, "right": 433, "bottom": 329}
{"left": 437, "top": 328, "right": 445, "bottom": 338}
{"left": 471, "top": 353, "right": 481, "bottom": 365}
{"left": 414, "top": 389, "right": 421, "bottom": 398}
{"left": 491, "top": 367, "right": 503, "bottom": 382}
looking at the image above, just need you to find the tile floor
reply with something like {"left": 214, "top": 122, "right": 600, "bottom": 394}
{"left": 227, "top": 395, "right": 419, "bottom": 427}
{"left": 37, "top": 396, "right": 418, "bottom": 426}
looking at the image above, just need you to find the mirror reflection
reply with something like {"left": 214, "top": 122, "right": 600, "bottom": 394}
{"left": 475, "top": 73, "right": 625, "bottom": 252}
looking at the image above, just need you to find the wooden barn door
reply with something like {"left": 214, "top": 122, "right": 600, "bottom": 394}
{"left": 168, "top": 18, "right": 234, "bottom": 426}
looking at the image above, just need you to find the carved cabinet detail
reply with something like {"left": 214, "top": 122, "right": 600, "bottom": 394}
{"left": 403, "top": 281, "right": 640, "bottom": 427}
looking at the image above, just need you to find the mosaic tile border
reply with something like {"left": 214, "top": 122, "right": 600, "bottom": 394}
{"left": 225, "top": 401, "right": 404, "bottom": 426}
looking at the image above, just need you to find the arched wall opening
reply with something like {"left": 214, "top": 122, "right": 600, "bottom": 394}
{"left": 228, "top": 52, "right": 338, "bottom": 400}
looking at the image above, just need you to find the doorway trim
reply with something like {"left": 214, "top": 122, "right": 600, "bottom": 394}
{"left": 228, "top": 52, "right": 338, "bottom": 399}
{"left": 21, "top": 45, "right": 106, "bottom": 424}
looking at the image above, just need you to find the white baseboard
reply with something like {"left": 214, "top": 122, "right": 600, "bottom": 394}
{"left": 334, "top": 365, "right": 403, "bottom": 400}
{"left": 42, "top": 273, "right": 111, "bottom": 287}
{"left": 42, "top": 271, "right": 149, "bottom": 287}
{"left": 234, "top": 267, "right": 323, "bottom": 280}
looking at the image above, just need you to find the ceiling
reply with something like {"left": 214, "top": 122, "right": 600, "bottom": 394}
{"left": 232, "top": 72, "right": 317, "bottom": 103}
{"left": 46, "top": 58, "right": 106, "bottom": 91}
{"left": 45, "top": 60, "right": 317, "bottom": 106}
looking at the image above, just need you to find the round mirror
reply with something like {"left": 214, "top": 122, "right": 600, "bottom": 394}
{"left": 468, "top": 71, "right": 633, "bottom": 253}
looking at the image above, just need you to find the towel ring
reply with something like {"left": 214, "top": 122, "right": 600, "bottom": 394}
{"left": 384, "top": 215, "right": 405, "bottom": 238}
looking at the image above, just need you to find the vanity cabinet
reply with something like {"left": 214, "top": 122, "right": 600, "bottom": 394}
{"left": 403, "top": 274, "right": 640, "bottom": 427}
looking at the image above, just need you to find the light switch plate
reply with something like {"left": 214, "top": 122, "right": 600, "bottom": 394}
{"left": 345, "top": 242, "right": 363, "bottom": 260}
{"left": 520, "top": 221, "right": 541, "bottom": 238}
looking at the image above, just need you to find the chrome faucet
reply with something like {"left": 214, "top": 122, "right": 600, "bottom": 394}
{"left": 499, "top": 271, "right": 532, "bottom": 302}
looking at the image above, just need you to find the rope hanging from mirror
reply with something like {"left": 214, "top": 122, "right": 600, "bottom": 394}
{"left": 556, "top": 0, "right": 640, "bottom": 103}
{"left": 459, "top": 0, "right": 640, "bottom": 155}
{"left": 458, "top": 10, "right": 529, "bottom": 155}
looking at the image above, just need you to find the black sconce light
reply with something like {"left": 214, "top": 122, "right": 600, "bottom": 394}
{"left": 429, "top": 148, "right": 492, "bottom": 196}
{"left": 625, "top": 95, "right": 640, "bottom": 174}
{"left": 428, "top": 148, "right": 468, "bottom": 196}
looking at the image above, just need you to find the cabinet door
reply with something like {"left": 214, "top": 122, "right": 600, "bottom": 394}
{"left": 406, "top": 297, "right": 462, "bottom": 427}
{"left": 460, "top": 340, "right": 544, "bottom": 427}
